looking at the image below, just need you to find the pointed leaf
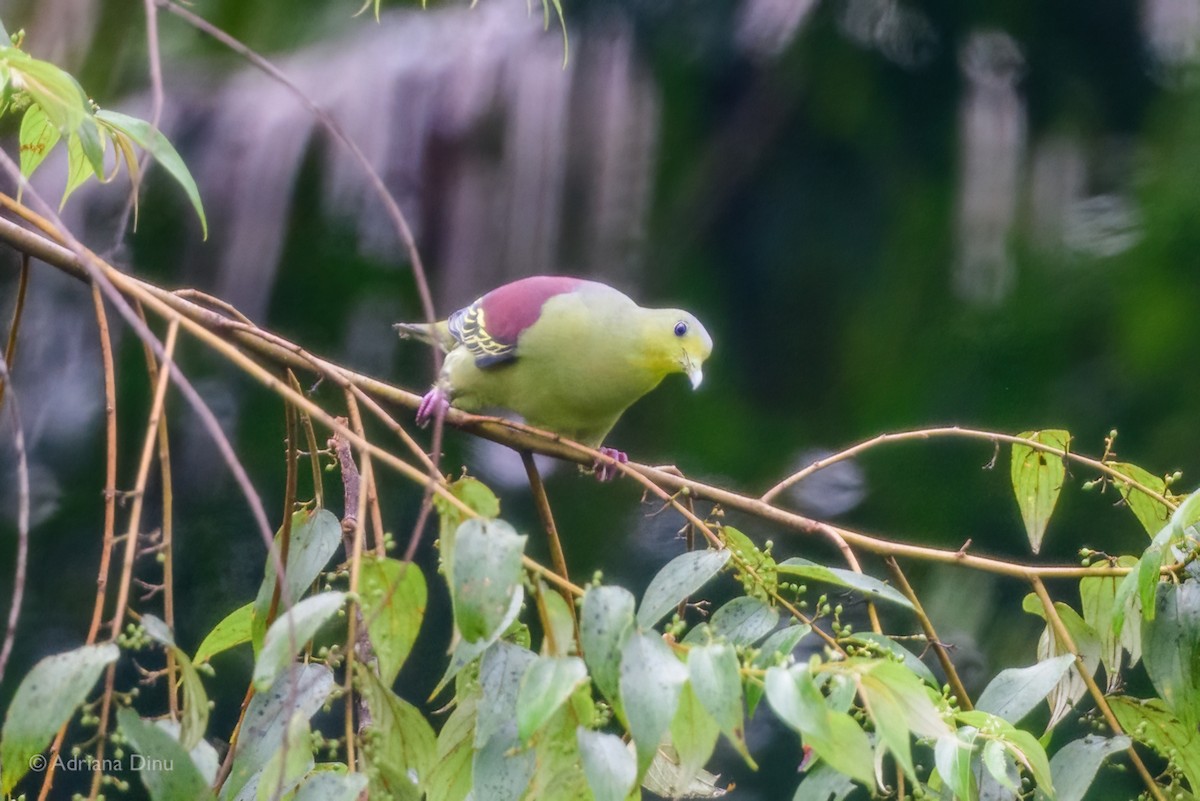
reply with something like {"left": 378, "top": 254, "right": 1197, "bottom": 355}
{"left": 18, "top": 103, "right": 60, "bottom": 181}
{"left": 254, "top": 712, "right": 312, "bottom": 801}
{"left": 117, "top": 707, "right": 212, "bottom": 801}
{"left": 357, "top": 664, "right": 436, "bottom": 799}
{"left": 619, "top": 631, "right": 688, "bottom": 775}
{"left": 1034, "top": 735, "right": 1130, "bottom": 801}
{"left": 776, "top": 558, "right": 913, "bottom": 609}
{"left": 687, "top": 643, "right": 753, "bottom": 765}
{"left": 1141, "top": 579, "right": 1200, "bottom": 733}
{"left": 253, "top": 591, "right": 345, "bottom": 691}
{"left": 1109, "top": 696, "right": 1200, "bottom": 791}
{"left": 705, "top": 596, "right": 779, "bottom": 647}
{"left": 637, "top": 549, "right": 731, "bottom": 628}
{"left": 0, "top": 642, "right": 119, "bottom": 795}
{"left": 1010, "top": 429, "right": 1069, "bottom": 553}
{"left": 252, "top": 509, "right": 343, "bottom": 651}
{"left": 293, "top": 772, "right": 368, "bottom": 801}
{"left": 221, "top": 664, "right": 334, "bottom": 801}
{"left": 359, "top": 556, "right": 426, "bottom": 685}
{"left": 451, "top": 518, "right": 527, "bottom": 642}
{"left": 793, "top": 762, "right": 856, "bottom": 801}
{"left": 476, "top": 642, "right": 537, "bottom": 748}
{"left": 975, "top": 655, "right": 1076, "bottom": 724}
{"left": 935, "top": 730, "right": 978, "bottom": 801}
{"left": 517, "top": 656, "right": 588, "bottom": 744}
{"left": 669, "top": 683, "right": 721, "bottom": 791}
{"left": 1109, "top": 462, "right": 1171, "bottom": 536}
{"left": 195, "top": 603, "right": 253, "bottom": 665}
{"left": 765, "top": 665, "right": 830, "bottom": 742}
{"left": 580, "top": 585, "right": 635, "bottom": 703}
{"left": 810, "top": 710, "right": 874, "bottom": 790}
{"left": 577, "top": 729, "right": 637, "bottom": 801}
{"left": 95, "top": 108, "right": 208, "bottom": 238}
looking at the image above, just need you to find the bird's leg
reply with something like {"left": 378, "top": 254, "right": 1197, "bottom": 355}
{"left": 416, "top": 386, "right": 450, "bottom": 428}
{"left": 593, "top": 446, "right": 629, "bottom": 482}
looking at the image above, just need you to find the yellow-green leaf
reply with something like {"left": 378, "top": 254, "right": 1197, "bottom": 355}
{"left": 1011, "top": 429, "right": 1070, "bottom": 553}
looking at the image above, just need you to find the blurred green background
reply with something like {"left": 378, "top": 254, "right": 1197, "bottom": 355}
{"left": 1, "top": 0, "right": 1197, "bottom": 797}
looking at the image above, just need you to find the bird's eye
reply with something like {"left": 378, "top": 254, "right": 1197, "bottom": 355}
{"left": 674, "top": 321, "right": 688, "bottom": 337}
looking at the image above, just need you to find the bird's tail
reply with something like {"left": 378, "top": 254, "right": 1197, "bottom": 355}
{"left": 394, "top": 321, "right": 455, "bottom": 352}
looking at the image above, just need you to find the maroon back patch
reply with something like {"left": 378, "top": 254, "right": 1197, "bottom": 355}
{"left": 477, "top": 276, "right": 585, "bottom": 344}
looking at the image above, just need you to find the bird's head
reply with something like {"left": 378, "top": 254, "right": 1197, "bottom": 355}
{"left": 641, "top": 309, "right": 713, "bottom": 389}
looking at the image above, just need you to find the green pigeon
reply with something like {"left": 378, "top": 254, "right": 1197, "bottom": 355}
{"left": 395, "top": 275, "right": 713, "bottom": 479}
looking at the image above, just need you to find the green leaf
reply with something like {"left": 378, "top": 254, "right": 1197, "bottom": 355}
{"left": 451, "top": 518, "right": 527, "bottom": 642}
{"left": 580, "top": 585, "right": 635, "bottom": 704}
{"left": 1023, "top": 596, "right": 1101, "bottom": 729}
{"left": 18, "top": 103, "right": 59, "bottom": 182}
{"left": 764, "top": 665, "right": 830, "bottom": 742}
{"left": 1109, "top": 695, "right": 1200, "bottom": 791}
{"left": 935, "top": 730, "right": 978, "bottom": 801}
{"left": 1010, "top": 429, "right": 1069, "bottom": 553}
{"left": 793, "top": 762, "right": 856, "bottom": 801}
{"left": 619, "top": 631, "right": 688, "bottom": 775}
{"left": 747, "top": 624, "right": 812, "bottom": 715}
{"left": 1109, "top": 462, "right": 1172, "bottom": 535}
{"left": 472, "top": 721, "right": 535, "bottom": 801}
{"left": 220, "top": 664, "right": 334, "bottom": 801}
{"left": 811, "top": 710, "right": 875, "bottom": 790}
{"left": 0, "top": 642, "right": 119, "bottom": 795}
{"left": 1000, "top": 727, "right": 1054, "bottom": 795}
{"left": 776, "top": 558, "right": 913, "bottom": 609}
{"left": 359, "top": 556, "right": 427, "bottom": 685}
{"left": 195, "top": 602, "right": 254, "bottom": 665}
{"left": 117, "top": 707, "right": 213, "bottom": 801}
{"left": 539, "top": 581, "right": 576, "bottom": 658}
{"left": 60, "top": 131, "right": 97, "bottom": 209}
{"left": 1080, "top": 559, "right": 1140, "bottom": 687}
{"left": 1034, "top": 734, "right": 1130, "bottom": 801}
{"left": 981, "top": 737, "right": 1020, "bottom": 796}
{"left": 637, "top": 549, "right": 731, "bottom": 628}
{"left": 95, "top": 108, "right": 208, "bottom": 238}
{"left": 252, "top": 509, "right": 343, "bottom": 652}
{"left": 577, "top": 729, "right": 637, "bottom": 801}
{"left": 975, "top": 655, "right": 1076, "bottom": 724}
{"left": 476, "top": 642, "right": 537, "bottom": 749}
{"left": 141, "top": 614, "right": 209, "bottom": 750}
{"left": 253, "top": 591, "right": 345, "bottom": 691}
{"left": 688, "top": 643, "right": 753, "bottom": 766}
{"left": 425, "top": 693, "right": 477, "bottom": 801}
{"left": 705, "top": 596, "right": 779, "bottom": 647}
{"left": 1141, "top": 579, "right": 1200, "bottom": 733}
{"left": 434, "top": 476, "right": 500, "bottom": 572}
{"left": 516, "top": 656, "right": 589, "bottom": 744}
{"left": 254, "top": 712, "right": 312, "bottom": 801}
{"left": 4, "top": 49, "right": 89, "bottom": 131}
{"left": 669, "top": 683, "right": 721, "bottom": 792}
{"left": 859, "top": 660, "right": 951, "bottom": 780}
{"left": 293, "top": 771, "right": 368, "bottom": 801}
{"left": 357, "top": 664, "right": 437, "bottom": 800}
{"left": 430, "top": 586, "right": 524, "bottom": 699}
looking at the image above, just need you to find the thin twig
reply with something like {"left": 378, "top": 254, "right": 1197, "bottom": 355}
{"left": 884, "top": 558, "right": 972, "bottom": 711}
{"left": 1029, "top": 578, "right": 1165, "bottom": 801}
{"left": 345, "top": 391, "right": 385, "bottom": 556}
{"left": 136, "top": 301, "right": 178, "bottom": 719}
{"left": 0, "top": 356, "right": 29, "bottom": 685}
{"left": 289, "top": 371, "right": 325, "bottom": 509}
{"left": 520, "top": 451, "right": 579, "bottom": 638}
{"left": 762, "top": 427, "right": 1175, "bottom": 512}
{"left": 89, "top": 319, "right": 179, "bottom": 801}
{"left": 0, "top": 252, "right": 29, "bottom": 407}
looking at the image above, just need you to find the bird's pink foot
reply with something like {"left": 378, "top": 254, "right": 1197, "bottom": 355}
{"left": 416, "top": 386, "right": 450, "bottom": 428}
{"left": 593, "top": 446, "right": 628, "bottom": 482}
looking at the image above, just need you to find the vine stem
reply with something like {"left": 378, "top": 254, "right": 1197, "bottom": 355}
{"left": 1028, "top": 578, "right": 1165, "bottom": 801}
{"left": 0, "top": 356, "right": 29, "bottom": 686}
{"left": 884, "top": 558, "right": 972, "bottom": 711}
{"left": 762, "top": 426, "right": 1174, "bottom": 511}
{"left": 88, "top": 318, "right": 179, "bottom": 801}
{"left": 520, "top": 451, "right": 579, "bottom": 638}
{"left": 0, "top": 252, "right": 28, "bottom": 406}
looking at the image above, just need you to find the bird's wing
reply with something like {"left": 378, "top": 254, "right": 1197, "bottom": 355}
{"left": 446, "top": 276, "right": 587, "bottom": 368}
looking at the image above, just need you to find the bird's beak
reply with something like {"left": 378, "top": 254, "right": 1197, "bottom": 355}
{"left": 684, "top": 357, "right": 703, "bottom": 390}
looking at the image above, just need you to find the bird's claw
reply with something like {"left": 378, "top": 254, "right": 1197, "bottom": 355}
{"left": 593, "top": 447, "right": 628, "bottom": 482}
{"left": 416, "top": 387, "right": 450, "bottom": 428}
